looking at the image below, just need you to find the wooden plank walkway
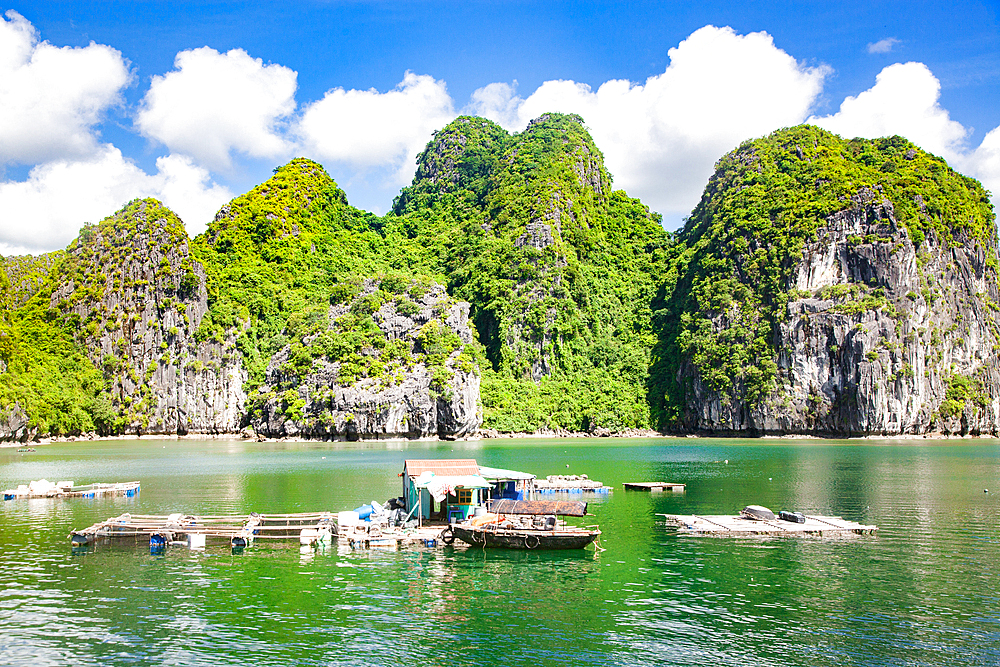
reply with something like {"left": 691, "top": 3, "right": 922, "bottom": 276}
{"left": 659, "top": 513, "right": 876, "bottom": 536}
{"left": 624, "top": 482, "right": 686, "bottom": 492}
{"left": 5, "top": 480, "right": 139, "bottom": 500}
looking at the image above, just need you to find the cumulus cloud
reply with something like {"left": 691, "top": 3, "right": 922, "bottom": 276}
{"left": 867, "top": 38, "right": 900, "bottom": 54}
{"left": 0, "top": 146, "right": 232, "bottom": 254}
{"left": 468, "top": 26, "right": 829, "bottom": 218}
{"left": 963, "top": 126, "right": 1000, "bottom": 205}
{"left": 296, "top": 71, "right": 456, "bottom": 185}
{"left": 0, "top": 10, "right": 130, "bottom": 165}
{"left": 809, "top": 62, "right": 969, "bottom": 160}
{"left": 809, "top": 62, "right": 1000, "bottom": 214}
{"left": 136, "top": 47, "right": 297, "bottom": 170}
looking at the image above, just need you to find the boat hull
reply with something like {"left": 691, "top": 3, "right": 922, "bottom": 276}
{"left": 451, "top": 525, "right": 599, "bottom": 550}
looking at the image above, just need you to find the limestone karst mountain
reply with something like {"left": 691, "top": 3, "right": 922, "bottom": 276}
{"left": 2, "top": 120, "right": 998, "bottom": 440}
{"left": 649, "top": 125, "right": 1000, "bottom": 436}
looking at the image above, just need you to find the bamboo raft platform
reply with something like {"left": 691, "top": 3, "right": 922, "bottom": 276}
{"left": 70, "top": 511, "right": 337, "bottom": 548}
{"left": 4, "top": 480, "right": 140, "bottom": 500}
{"left": 659, "top": 513, "right": 877, "bottom": 536}
{"left": 623, "top": 482, "right": 686, "bottom": 492}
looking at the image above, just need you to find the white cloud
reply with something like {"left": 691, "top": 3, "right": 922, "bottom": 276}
{"left": 136, "top": 47, "right": 297, "bottom": 170}
{"left": 296, "top": 71, "right": 456, "bottom": 185}
{"left": 867, "top": 38, "right": 900, "bottom": 54}
{"left": 0, "top": 146, "right": 232, "bottom": 253}
{"left": 468, "top": 25, "right": 829, "bottom": 218}
{"left": 963, "top": 126, "right": 1000, "bottom": 205}
{"left": 809, "top": 62, "right": 969, "bottom": 161}
{"left": 0, "top": 10, "right": 130, "bottom": 165}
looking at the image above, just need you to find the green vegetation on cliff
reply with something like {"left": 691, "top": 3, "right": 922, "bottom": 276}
{"left": 3, "top": 119, "right": 997, "bottom": 440}
{"left": 648, "top": 124, "right": 998, "bottom": 429}
{"left": 190, "top": 158, "right": 386, "bottom": 387}
{"left": 0, "top": 199, "right": 213, "bottom": 435}
{"left": 388, "top": 114, "right": 670, "bottom": 431}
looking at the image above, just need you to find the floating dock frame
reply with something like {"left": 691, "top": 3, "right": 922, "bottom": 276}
{"left": 659, "top": 513, "right": 877, "bottom": 536}
{"left": 624, "top": 482, "right": 686, "bottom": 492}
{"left": 70, "top": 511, "right": 336, "bottom": 548}
{"left": 5, "top": 480, "right": 140, "bottom": 500}
{"left": 71, "top": 511, "right": 452, "bottom": 551}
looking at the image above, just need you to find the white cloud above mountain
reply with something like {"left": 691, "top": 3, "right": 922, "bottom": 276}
{"left": 296, "top": 71, "right": 456, "bottom": 186}
{"left": 809, "top": 62, "right": 969, "bottom": 160}
{"left": 0, "top": 10, "right": 130, "bottom": 165}
{"left": 468, "top": 25, "right": 830, "bottom": 219}
{"left": 136, "top": 46, "right": 298, "bottom": 170}
{"left": 808, "top": 61, "right": 1000, "bottom": 207}
{"left": 0, "top": 145, "right": 232, "bottom": 254}
{"left": 1, "top": 13, "right": 998, "bottom": 255}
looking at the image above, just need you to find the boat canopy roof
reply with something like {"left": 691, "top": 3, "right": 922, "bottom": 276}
{"left": 477, "top": 466, "right": 536, "bottom": 481}
{"left": 488, "top": 499, "right": 587, "bottom": 516}
{"left": 413, "top": 473, "right": 490, "bottom": 489}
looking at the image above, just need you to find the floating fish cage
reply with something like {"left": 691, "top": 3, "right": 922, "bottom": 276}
{"left": 4, "top": 480, "right": 140, "bottom": 501}
{"left": 70, "top": 511, "right": 337, "bottom": 550}
{"left": 534, "top": 486, "right": 612, "bottom": 495}
{"left": 533, "top": 475, "right": 611, "bottom": 495}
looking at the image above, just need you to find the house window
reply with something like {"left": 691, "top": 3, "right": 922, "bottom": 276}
{"left": 456, "top": 489, "right": 473, "bottom": 505}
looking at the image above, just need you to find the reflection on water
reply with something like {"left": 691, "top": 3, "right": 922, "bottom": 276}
{"left": 1, "top": 438, "right": 999, "bottom": 666}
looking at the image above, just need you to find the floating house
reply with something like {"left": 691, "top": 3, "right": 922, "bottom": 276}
{"left": 402, "top": 459, "right": 489, "bottom": 524}
{"left": 401, "top": 460, "right": 538, "bottom": 524}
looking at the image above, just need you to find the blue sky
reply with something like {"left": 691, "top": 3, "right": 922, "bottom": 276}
{"left": 2, "top": 1, "right": 999, "bottom": 254}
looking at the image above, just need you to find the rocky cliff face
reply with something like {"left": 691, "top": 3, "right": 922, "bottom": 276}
{"left": 1, "top": 252, "right": 60, "bottom": 312}
{"left": 50, "top": 199, "right": 246, "bottom": 434}
{"left": 658, "top": 126, "right": 1000, "bottom": 436}
{"left": 251, "top": 279, "right": 481, "bottom": 439}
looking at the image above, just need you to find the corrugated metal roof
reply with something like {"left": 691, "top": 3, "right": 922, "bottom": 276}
{"left": 403, "top": 459, "right": 479, "bottom": 477}
{"left": 488, "top": 499, "right": 588, "bottom": 516}
{"left": 478, "top": 466, "right": 536, "bottom": 481}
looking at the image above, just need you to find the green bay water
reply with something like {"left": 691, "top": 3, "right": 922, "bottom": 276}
{"left": 1, "top": 437, "right": 998, "bottom": 666}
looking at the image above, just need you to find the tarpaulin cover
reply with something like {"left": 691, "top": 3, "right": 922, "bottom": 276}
{"left": 488, "top": 499, "right": 588, "bottom": 516}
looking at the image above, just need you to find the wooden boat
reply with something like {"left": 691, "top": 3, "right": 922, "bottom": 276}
{"left": 449, "top": 523, "right": 600, "bottom": 550}
{"left": 445, "top": 498, "right": 600, "bottom": 550}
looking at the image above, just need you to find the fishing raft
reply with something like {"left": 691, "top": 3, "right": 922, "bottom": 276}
{"left": 4, "top": 480, "right": 140, "bottom": 500}
{"left": 660, "top": 506, "right": 876, "bottom": 537}
{"left": 70, "top": 511, "right": 337, "bottom": 548}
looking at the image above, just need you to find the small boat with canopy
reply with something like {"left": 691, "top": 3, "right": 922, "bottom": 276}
{"left": 444, "top": 499, "right": 600, "bottom": 550}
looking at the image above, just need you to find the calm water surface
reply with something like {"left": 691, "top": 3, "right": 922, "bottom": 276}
{"left": 1, "top": 437, "right": 998, "bottom": 666}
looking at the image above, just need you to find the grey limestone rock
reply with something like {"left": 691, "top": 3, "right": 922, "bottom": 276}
{"left": 252, "top": 280, "right": 482, "bottom": 439}
{"left": 53, "top": 199, "right": 246, "bottom": 435}
{"left": 681, "top": 188, "right": 1000, "bottom": 436}
{"left": 0, "top": 403, "right": 33, "bottom": 442}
